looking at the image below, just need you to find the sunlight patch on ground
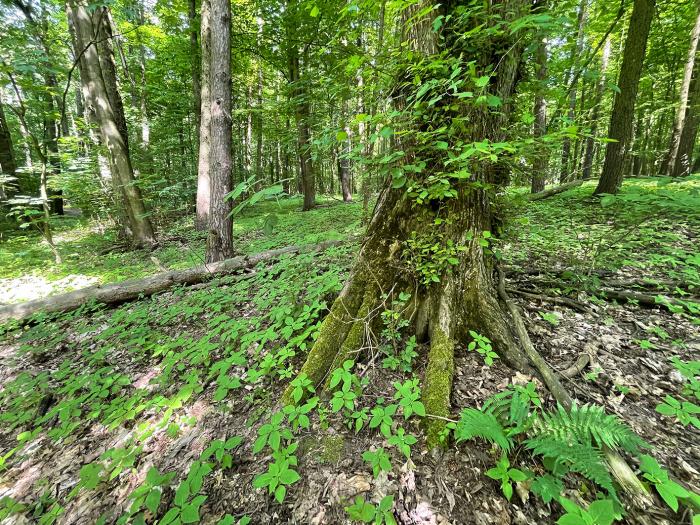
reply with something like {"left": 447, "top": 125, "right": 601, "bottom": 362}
{"left": 0, "top": 273, "right": 99, "bottom": 304}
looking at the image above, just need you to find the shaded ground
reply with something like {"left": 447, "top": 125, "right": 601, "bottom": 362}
{"left": 1, "top": 179, "right": 699, "bottom": 524}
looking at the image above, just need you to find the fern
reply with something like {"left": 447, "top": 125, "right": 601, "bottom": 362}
{"left": 524, "top": 436, "right": 616, "bottom": 496}
{"left": 530, "top": 404, "right": 648, "bottom": 455}
{"left": 456, "top": 409, "right": 512, "bottom": 452}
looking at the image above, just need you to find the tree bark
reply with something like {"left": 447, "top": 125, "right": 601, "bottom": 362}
{"left": 0, "top": 97, "right": 17, "bottom": 197}
{"left": 195, "top": 0, "right": 211, "bottom": 230}
{"left": 189, "top": 0, "right": 201, "bottom": 139}
{"left": 594, "top": 0, "right": 655, "bottom": 195}
{"left": 663, "top": 0, "right": 700, "bottom": 176}
{"left": 68, "top": 0, "right": 156, "bottom": 247}
{"left": 284, "top": 0, "right": 532, "bottom": 447}
{"left": 205, "top": 0, "right": 234, "bottom": 263}
{"left": 673, "top": 51, "right": 700, "bottom": 177}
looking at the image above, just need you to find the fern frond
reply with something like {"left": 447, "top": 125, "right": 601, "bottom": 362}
{"left": 482, "top": 388, "right": 532, "bottom": 431}
{"left": 456, "top": 408, "right": 512, "bottom": 452}
{"left": 530, "top": 404, "right": 647, "bottom": 454}
{"left": 525, "top": 435, "right": 616, "bottom": 496}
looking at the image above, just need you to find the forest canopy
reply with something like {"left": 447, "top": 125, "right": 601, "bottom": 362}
{"left": 0, "top": 0, "right": 699, "bottom": 523}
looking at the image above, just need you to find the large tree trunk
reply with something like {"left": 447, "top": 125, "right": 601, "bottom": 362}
{"left": 530, "top": 1, "right": 548, "bottom": 194}
{"left": 582, "top": 39, "right": 611, "bottom": 180}
{"left": 284, "top": 0, "right": 532, "bottom": 447}
{"left": 594, "top": 0, "right": 655, "bottom": 195}
{"left": 195, "top": 0, "right": 211, "bottom": 230}
{"left": 189, "top": 0, "right": 201, "bottom": 139}
{"left": 205, "top": 0, "right": 234, "bottom": 263}
{"left": 0, "top": 97, "right": 17, "bottom": 198}
{"left": 663, "top": 0, "right": 700, "bottom": 176}
{"left": 68, "top": 0, "right": 156, "bottom": 247}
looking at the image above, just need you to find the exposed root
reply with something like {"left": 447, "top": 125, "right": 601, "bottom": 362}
{"left": 506, "top": 287, "right": 589, "bottom": 313}
{"left": 422, "top": 326, "right": 455, "bottom": 448}
{"left": 281, "top": 275, "right": 366, "bottom": 405}
{"left": 496, "top": 267, "right": 653, "bottom": 509}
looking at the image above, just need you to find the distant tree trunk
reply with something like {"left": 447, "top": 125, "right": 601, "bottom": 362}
{"left": 255, "top": 70, "right": 264, "bottom": 180}
{"left": 663, "top": 0, "right": 700, "bottom": 176}
{"left": 594, "top": 0, "right": 655, "bottom": 195}
{"left": 0, "top": 98, "right": 17, "bottom": 197}
{"left": 531, "top": 2, "right": 548, "bottom": 194}
{"left": 673, "top": 52, "right": 700, "bottom": 176}
{"left": 205, "top": 0, "right": 234, "bottom": 263}
{"left": 559, "top": 0, "right": 587, "bottom": 183}
{"left": 286, "top": 20, "right": 315, "bottom": 211}
{"left": 582, "top": 39, "right": 611, "bottom": 180}
{"left": 189, "top": 0, "right": 201, "bottom": 138}
{"left": 68, "top": 0, "right": 156, "bottom": 247}
{"left": 195, "top": 0, "right": 211, "bottom": 230}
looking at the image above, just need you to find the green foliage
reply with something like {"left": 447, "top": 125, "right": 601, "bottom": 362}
{"left": 392, "top": 378, "right": 426, "bottom": 419}
{"left": 362, "top": 447, "right": 392, "bottom": 478}
{"left": 655, "top": 396, "right": 700, "bottom": 429}
{"left": 467, "top": 330, "right": 499, "bottom": 366}
{"left": 485, "top": 455, "right": 528, "bottom": 501}
{"left": 456, "top": 409, "right": 513, "bottom": 452}
{"left": 345, "top": 495, "right": 396, "bottom": 525}
{"left": 638, "top": 455, "right": 693, "bottom": 512}
{"left": 556, "top": 498, "right": 620, "bottom": 525}
{"left": 403, "top": 228, "right": 465, "bottom": 284}
{"left": 387, "top": 427, "right": 418, "bottom": 459}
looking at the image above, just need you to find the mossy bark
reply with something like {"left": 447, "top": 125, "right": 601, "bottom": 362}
{"left": 423, "top": 326, "right": 454, "bottom": 447}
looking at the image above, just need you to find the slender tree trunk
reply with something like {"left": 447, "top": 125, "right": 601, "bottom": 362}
{"left": 0, "top": 98, "right": 17, "bottom": 197}
{"left": 663, "top": 0, "right": 700, "bottom": 175}
{"left": 559, "top": 0, "right": 587, "bottom": 183}
{"left": 582, "top": 39, "right": 611, "bottom": 179}
{"left": 255, "top": 64, "right": 264, "bottom": 180}
{"left": 673, "top": 49, "right": 700, "bottom": 176}
{"left": 189, "top": 0, "right": 201, "bottom": 139}
{"left": 68, "top": 0, "right": 156, "bottom": 247}
{"left": 531, "top": 2, "right": 548, "bottom": 194}
{"left": 195, "top": 0, "right": 211, "bottom": 230}
{"left": 594, "top": 0, "right": 655, "bottom": 195}
{"left": 205, "top": 0, "right": 234, "bottom": 263}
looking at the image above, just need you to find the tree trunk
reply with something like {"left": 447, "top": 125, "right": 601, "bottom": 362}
{"left": 205, "top": 0, "right": 234, "bottom": 263}
{"left": 673, "top": 49, "right": 700, "bottom": 177}
{"left": 582, "top": 39, "right": 611, "bottom": 180}
{"left": 594, "top": 0, "right": 655, "bottom": 195}
{"left": 0, "top": 97, "right": 17, "bottom": 197}
{"left": 68, "top": 0, "right": 156, "bottom": 247}
{"left": 286, "top": 15, "right": 315, "bottom": 211}
{"left": 195, "top": 0, "right": 211, "bottom": 230}
{"left": 531, "top": 2, "right": 548, "bottom": 194}
{"left": 189, "top": 0, "right": 201, "bottom": 139}
{"left": 284, "top": 0, "right": 532, "bottom": 447}
{"left": 559, "top": 0, "right": 587, "bottom": 183}
{"left": 663, "top": 0, "right": 700, "bottom": 176}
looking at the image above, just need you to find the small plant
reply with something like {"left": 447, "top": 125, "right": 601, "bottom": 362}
{"left": 387, "top": 427, "right": 417, "bottom": 459}
{"left": 655, "top": 396, "right": 700, "bottom": 429}
{"left": 467, "top": 330, "right": 499, "bottom": 366}
{"left": 556, "top": 498, "right": 620, "bottom": 525}
{"left": 201, "top": 436, "right": 242, "bottom": 469}
{"left": 638, "top": 455, "right": 691, "bottom": 512}
{"left": 345, "top": 495, "right": 396, "bottom": 525}
{"left": 539, "top": 311, "right": 560, "bottom": 326}
{"left": 289, "top": 373, "right": 315, "bottom": 404}
{"left": 253, "top": 412, "right": 293, "bottom": 453}
{"left": 369, "top": 402, "right": 398, "bottom": 437}
{"left": 392, "top": 378, "right": 426, "bottom": 419}
{"left": 485, "top": 455, "right": 528, "bottom": 501}
{"left": 362, "top": 447, "right": 392, "bottom": 477}
{"left": 283, "top": 397, "right": 318, "bottom": 430}
{"left": 331, "top": 382, "right": 358, "bottom": 413}
{"left": 253, "top": 443, "right": 301, "bottom": 503}
{"left": 531, "top": 474, "right": 563, "bottom": 504}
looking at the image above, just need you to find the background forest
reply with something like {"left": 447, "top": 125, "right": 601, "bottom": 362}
{"left": 0, "top": 0, "right": 699, "bottom": 524}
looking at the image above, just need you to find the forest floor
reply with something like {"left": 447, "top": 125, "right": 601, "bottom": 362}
{"left": 0, "top": 177, "right": 699, "bottom": 525}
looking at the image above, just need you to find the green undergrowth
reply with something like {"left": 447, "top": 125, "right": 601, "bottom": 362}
{"left": 507, "top": 176, "right": 700, "bottom": 290}
{"left": 0, "top": 197, "right": 362, "bottom": 303}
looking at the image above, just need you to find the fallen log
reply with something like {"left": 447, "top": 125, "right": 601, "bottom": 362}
{"left": 528, "top": 179, "right": 584, "bottom": 201}
{"left": 0, "top": 240, "right": 342, "bottom": 325}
